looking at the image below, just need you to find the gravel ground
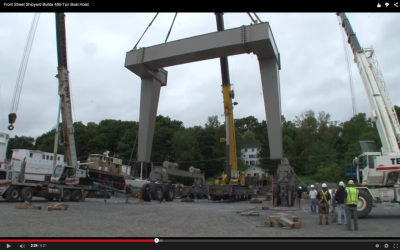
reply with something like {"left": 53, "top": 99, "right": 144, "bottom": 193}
{"left": 1, "top": 197, "right": 399, "bottom": 238}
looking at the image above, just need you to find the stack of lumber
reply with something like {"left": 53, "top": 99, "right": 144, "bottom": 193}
{"left": 260, "top": 215, "right": 302, "bottom": 229}
{"left": 15, "top": 201, "right": 41, "bottom": 210}
{"left": 46, "top": 203, "right": 69, "bottom": 211}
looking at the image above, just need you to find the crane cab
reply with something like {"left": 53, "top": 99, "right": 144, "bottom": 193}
{"left": 50, "top": 163, "right": 90, "bottom": 186}
{"left": 354, "top": 141, "right": 400, "bottom": 186}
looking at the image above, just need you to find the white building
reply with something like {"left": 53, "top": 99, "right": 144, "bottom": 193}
{"left": 10, "top": 149, "right": 64, "bottom": 182}
{"left": 241, "top": 143, "right": 262, "bottom": 165}
{"left": 244, "top": 165, "right": 269, "bottom": 187}
{"left": 0, "top": 132, "right": 10, "bottom": 169}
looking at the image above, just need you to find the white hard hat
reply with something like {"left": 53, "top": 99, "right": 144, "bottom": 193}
{"left": 310, "top": 185, "right": 314, "bottom": 188}
{"left": 322, "top": 183, "right": 327, "bottom": 188}
{"left": 348, "top": 180, "right": 354, "bottom": 185}
{"left": 298, "top": 186, "right": 302, "bottom": 189}
{"left": 339, "top": 181, "right": 344, "bottom": 186}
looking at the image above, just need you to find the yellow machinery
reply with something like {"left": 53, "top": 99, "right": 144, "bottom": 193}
{"left": 209, "top": 13, "right": 256, "bottom": 201}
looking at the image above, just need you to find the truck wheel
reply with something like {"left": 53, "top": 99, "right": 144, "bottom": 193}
{"left": 62, "top": 189, "right": 72, "bottom": 202}
{"left": 287, "top": 185, "right": 294, "bottom": 206}
{"left": 273, "top": 184, "right": 279, "bottom": 206}
{"left": 189, "top": 193, "right": 195, "bottom": 199}
{"left": 151, "top": 184, "right": 164, "bottom": 201}
{"left": 21, "top": 187, "right": 34, "bottom": 202}
{"left": 357, "top": 189, "right": 373, "bottom": 218}
{"left": 210, "top": 194, "right": 218, "bottom": 201}
{"left": 141, "top": 184, "right": 151, "bottom": 202}
{"left": 164, "top": 184, "right": 174, "bottom": 201}
{"left": 71, "top": 190, "right": 82, "bottom": 202}
{"left": 6, "top": 186, "right": 20, "bottom": 202}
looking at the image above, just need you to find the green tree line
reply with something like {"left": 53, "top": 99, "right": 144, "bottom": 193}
{"left": 6, "top": 106, "right": 400, "bottom": 184}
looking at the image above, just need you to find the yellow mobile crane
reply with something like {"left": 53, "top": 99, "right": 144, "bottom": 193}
{"left": 208, "top": 13, "right": 257, "bottom": 201}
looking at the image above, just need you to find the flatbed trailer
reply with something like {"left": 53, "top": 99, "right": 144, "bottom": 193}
{"left": 0, "top": 167, "right": 125, "bottom": 202}
{"left": 207, "top": 184, "right": 257, "bottom": 201}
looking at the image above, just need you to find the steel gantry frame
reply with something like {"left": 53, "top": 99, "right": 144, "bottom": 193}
{"left": 124, "top": 20, "right": 283, "bottom": 169}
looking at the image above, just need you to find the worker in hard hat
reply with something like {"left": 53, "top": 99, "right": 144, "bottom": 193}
{"left": 335, "top": 181, "right": 347, "bottom": 225}
{"left": 295, "top": 186, "right": 302, "bottom": 208}
{"left": 344, "top": 180, "right": 359, "bottom": 230}
{"left": 316, "top": 183, "right": 331, "bottom": 225}
{"left": 309, "top": 185, "right": 318, "bottom": 214}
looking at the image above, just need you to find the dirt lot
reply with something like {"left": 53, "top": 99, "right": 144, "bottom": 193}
{"left": 0, "top": 197, "right": 399, "bottom": 238}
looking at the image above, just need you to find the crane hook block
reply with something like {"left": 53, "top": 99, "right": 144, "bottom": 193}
{"left": 8, "top": 113, "right": 17, "bottom": 131}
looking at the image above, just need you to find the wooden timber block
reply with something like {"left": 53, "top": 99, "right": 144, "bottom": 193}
{"left": 279, "top": 217, "right": 295, "bottom": 228}
{"left": 269, "top": 216, "right": 281, "bottom": 223}
{"left": 264, "top": 221, "right": 271, "bottom": 227}
{"left": 51, "top": 203, "right": 63, "bottom": 207}
{"left": 47, "top": 204, "right": 68, "bottom": 211}
{"left": 262, "top": 206, "right": 269, "bottom": 210}
{"left": 16, "top": 204, "right": 28, "bottom": 209}
{"left": 294, "top": 221, "right": 302, "bottom": 229}
{"left": 47, "top": 207, "right": 61, "bottom": 211}
{"left": 291, "top": 216, "right": 299, "bottom": 222}
{"left": 241, "top": 211, "right": 259, "bottom": 216}
{"left": 271, "top": 222, "right": 281, "bottom": 227}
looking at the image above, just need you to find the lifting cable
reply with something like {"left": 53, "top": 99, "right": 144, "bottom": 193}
{"left": 132, "top": 13, "right": 159, "bottom": 50}
{"left": 8, "top": 13, "right": 40, "bottom": 130}
{"left": 253, "top": 13, "right": 263, "bottom": 23}
{"left": 165, "top": 13, "right": 178, "bottom": 43}
{"left": 247, "top": 12, "right": 257, "bottom": 24}
{"left": 337, "top": 16, "right": 357, "bottom": 116}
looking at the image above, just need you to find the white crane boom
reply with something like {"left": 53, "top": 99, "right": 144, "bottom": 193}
{"left": 337, "top": 12, "right": 400, "bottom": 156}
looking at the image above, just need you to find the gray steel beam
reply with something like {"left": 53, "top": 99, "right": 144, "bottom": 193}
{"left": 259, "top": 58, "right": 283, "bottom": 159}
{"left": 126, "top": 22, "right": 283, "bottom": 162}
{"left": 137, "top": 69, "right": 167, "bottom": 163}
{"left": 125, "top": 23, "right": 279, "bottom": 77}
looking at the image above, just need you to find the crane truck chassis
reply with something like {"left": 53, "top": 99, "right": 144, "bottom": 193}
{"left": 0, "top": 160, "right": 122, "bottom": 202}
{"left": 337, "top": 13, "right": 400, "bottom": 218}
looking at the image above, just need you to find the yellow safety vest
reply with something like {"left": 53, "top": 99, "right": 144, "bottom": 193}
{"left": 345, "top": 187, "right": 359, "bottom": 205}
{"left": 318, "top": 190, "right": 329, "bottom": 203}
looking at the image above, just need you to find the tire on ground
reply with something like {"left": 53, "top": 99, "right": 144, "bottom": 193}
{"left": 141, "top": 183, "right": 151, "bottom": 202}
{"left": 150, "top": 184, "right": 164, "bottom": 201}
{"left": 61, "top": 189, "right": 72, "bottom": 201}
{"left": 164, "top": 184, "right": 174, "bottom": 201}
{"left": 21, "top": 187, "right": 34, "bottom": 202}
{"left": 71, "top": 190, "right": 82, "bottom": 201}
{"left": 273, "top": 184, "right": 279, "bottom": 206}
{"left": 287, "top": 185, "right": 294, "bottom": 206}
{"left": 6, "top": 186, "right": 21, "bottom": 202}
{"left": 357, "top": 189, "right": 373, "bottom": 218}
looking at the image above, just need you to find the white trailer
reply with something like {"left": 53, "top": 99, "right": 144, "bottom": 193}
{"left": 10, "top": 149, "right": 64, "bottom": 182}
